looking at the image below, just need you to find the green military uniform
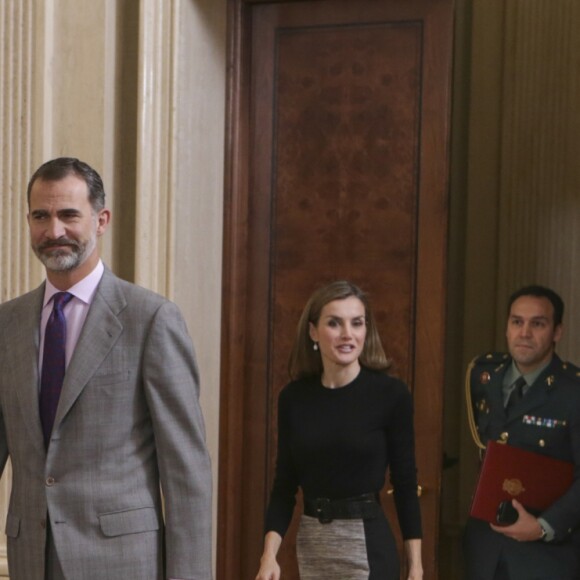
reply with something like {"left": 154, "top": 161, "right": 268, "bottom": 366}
{"left": 464, "top": 353, "right": 580, "bottom": 580}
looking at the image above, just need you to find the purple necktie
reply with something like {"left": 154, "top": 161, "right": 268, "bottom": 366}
{"left": 39, "top": 292, "right": 73, "bottom": 448}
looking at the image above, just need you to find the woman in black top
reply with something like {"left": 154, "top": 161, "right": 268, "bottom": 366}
{"left": 256, "top": 281, "right": 423, "bottom": 580}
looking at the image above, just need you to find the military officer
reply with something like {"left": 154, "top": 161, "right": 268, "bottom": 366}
{"left": 464, "top": 285, "right": 580, "bottom": 580}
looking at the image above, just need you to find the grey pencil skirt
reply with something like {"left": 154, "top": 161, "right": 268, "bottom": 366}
{"left": 296, "top": 512, "right": 399, "bottom": 580}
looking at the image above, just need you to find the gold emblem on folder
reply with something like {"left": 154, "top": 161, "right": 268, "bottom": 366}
{"left": 503, "top": 478, "right": 526, "bottom": 496}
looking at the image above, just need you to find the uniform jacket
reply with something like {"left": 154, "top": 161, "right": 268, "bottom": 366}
{"left": 464, "top": 353, "right": 580, "bottom": 580}
{"left": 0, "top": 267, "right": 212, "bottom": 580}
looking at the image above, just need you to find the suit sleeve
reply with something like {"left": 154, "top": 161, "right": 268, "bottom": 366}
{"left": 0, "top": 407, "right": 8, "bottom": 477}
{"left": 142, "top": 300, "right": 213, "bottom": 579}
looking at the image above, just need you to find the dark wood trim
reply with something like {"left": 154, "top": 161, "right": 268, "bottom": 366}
{"left": 217, "top": 1, "right": 251, "bottom": 578}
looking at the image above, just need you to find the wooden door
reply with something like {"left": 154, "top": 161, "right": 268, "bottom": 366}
{"left": 219, "top": 1, "right": 453, "bottom": 579}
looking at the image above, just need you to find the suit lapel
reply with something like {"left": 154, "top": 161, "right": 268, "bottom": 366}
{"left": 10, "top": 285, "right": 46, "bottom": 455}
{"left": 54, "top": 269, "right": 125, "bottom": 431}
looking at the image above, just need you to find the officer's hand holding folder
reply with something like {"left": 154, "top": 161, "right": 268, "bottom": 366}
{"left": 470, "top": 440, "right": 574, "bottom": 524}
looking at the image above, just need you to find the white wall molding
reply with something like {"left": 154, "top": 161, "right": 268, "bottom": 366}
{"left": 134, "top": 0, "right": 177, "bottom": 295}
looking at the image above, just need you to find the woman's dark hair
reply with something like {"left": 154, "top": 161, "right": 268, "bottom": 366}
{"left": 288, "top": 280, "right": 391, "bottom": 380}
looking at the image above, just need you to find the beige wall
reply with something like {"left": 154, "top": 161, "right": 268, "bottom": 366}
{"left": 0, "top": 0, "right": 225, "bottom": 575}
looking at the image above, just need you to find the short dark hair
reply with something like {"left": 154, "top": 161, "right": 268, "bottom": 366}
{"left": 27, "top": 157, "right": 105, "bottom": 212}
{"left": 507, "top": 285, "right": 564, "bottom": 326}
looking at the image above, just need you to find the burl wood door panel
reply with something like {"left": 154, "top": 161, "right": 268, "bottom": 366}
{"left": 219, "top": 1, "right": 453, "bottom": 578}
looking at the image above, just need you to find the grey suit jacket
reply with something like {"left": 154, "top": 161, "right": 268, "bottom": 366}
{"left": 0, "top": 267, "right": 212, "bottom": 580}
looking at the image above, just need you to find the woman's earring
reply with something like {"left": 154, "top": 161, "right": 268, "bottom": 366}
{"left": 313, "top": 342, "right": 319, "bottom": 351}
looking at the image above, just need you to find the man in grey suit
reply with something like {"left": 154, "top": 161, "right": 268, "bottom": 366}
{"left": 0, "top": 158, "right": 212, "bottom": 579}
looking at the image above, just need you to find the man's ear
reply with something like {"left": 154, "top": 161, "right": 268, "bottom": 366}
{"left": 96, "top": 209, "right": 111, "bottom": 236}
{"left": 553, "top": 323, "right": 563, "bottom": 344}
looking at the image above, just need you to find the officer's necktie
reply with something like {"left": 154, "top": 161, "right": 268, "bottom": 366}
{"left": 39, "top": 292, "right": 74, "bottom": 448}
{"left": 505, "top": 375, "right": 527, "bottom": 412}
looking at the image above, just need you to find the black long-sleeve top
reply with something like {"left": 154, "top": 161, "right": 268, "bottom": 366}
{"left": 265, "top": 366, "right": 422, "bottom": 540}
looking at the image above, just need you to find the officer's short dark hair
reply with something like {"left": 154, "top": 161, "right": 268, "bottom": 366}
{"left": 507, "top": 285, "right": 564, "bottom": 327}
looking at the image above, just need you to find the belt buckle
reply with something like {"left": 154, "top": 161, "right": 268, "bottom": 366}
{"left": 315, "top": 498, "right": 333, "bottom": 524}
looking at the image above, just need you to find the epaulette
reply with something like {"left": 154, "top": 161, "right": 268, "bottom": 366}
{"left": 472, "top": 352, "right": 510, "bottom": 367}
{"left": 556, "top": 359, "right": 580, "bottom": 383}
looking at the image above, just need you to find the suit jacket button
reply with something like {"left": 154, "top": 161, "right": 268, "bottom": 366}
{"left": 40, "top": 519, "right": 46, "bottom": 529}
{"left": 46, "top": 476, "right": 56, "bottom": 486}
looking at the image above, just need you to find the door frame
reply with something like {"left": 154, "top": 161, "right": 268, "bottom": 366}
{"left": 218, "top": 1, "right": 454, "bottom": 578}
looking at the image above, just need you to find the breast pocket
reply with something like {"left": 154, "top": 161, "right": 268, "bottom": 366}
{"left": 518, "top": 420, "right": 569, "bottom": 458}
{"left": 82, "top": 370, "right": 136, "bottom": 406}
{"left": 89, "top": 369, "right": 132, "bottom": 388}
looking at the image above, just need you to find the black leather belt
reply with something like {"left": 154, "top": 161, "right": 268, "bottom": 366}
{"left": 303, "top": 492, "right": 381, "bottom": 524}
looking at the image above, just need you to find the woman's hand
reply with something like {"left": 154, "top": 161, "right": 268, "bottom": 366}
{"left": 255, "top": 531, "right": 283, "bottom": 580}
{"left": 407, "top": 563, "right": 424, "bottom": 580}
{"left": 255, "top": 554, "right": 281, "bottom": 580}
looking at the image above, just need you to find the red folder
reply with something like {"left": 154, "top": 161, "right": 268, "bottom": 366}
{"left": 470, "top": 440, "right": 574, "bottom": 523}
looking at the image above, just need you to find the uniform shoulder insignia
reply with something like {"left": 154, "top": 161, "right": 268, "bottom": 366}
{"left": 557, "top": 359, "right": 580, "bottom": 383}
{"left": 469, "top": 352, "right": 508, "bottom": 386}
{"left": 472, "top": 352, "right": 509, "bottom": 367}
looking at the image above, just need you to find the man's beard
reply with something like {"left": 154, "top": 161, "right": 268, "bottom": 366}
{"left": 33, "top": 234, "right": 96, "bottom": 272}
